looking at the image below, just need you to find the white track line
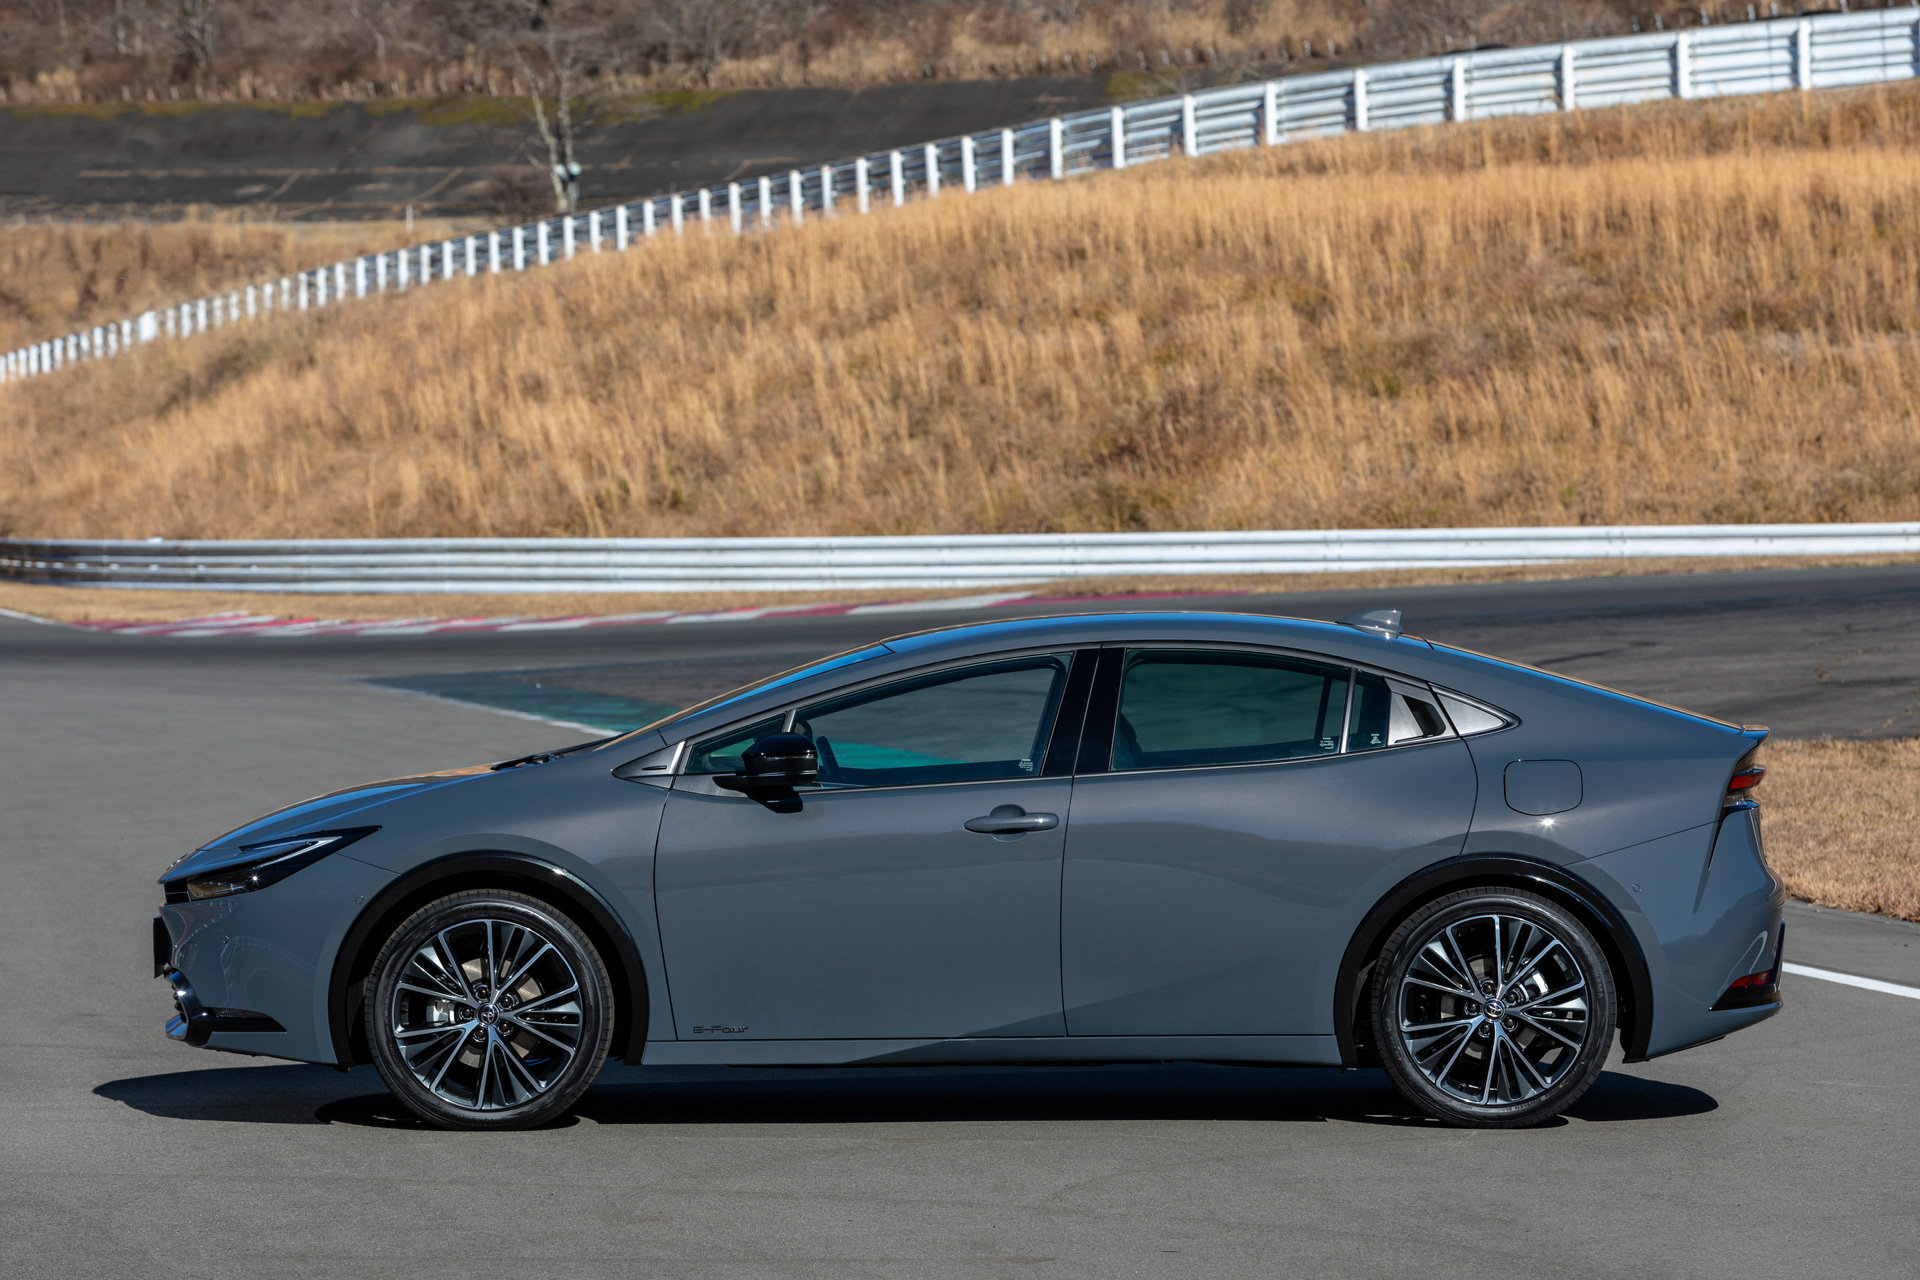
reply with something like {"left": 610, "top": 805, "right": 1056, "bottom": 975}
{"left": 1783, "top": 962, "right": 1920, "bottom": 1001}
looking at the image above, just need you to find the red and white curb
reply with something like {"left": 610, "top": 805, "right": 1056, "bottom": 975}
{"left": 14, "top": 588, "right": 1234, "bottom": 638}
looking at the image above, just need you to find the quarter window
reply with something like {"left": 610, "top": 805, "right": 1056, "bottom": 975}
{"left": 1112, "top": 650, "right": 1348, "bottom": 771}
{"left": 792, "top": 654, "right": 1074, "bottom": 788}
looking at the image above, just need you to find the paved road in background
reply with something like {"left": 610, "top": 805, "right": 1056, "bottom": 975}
{"left": 4, "top": 565, "right": 1919, "bottom": 1278}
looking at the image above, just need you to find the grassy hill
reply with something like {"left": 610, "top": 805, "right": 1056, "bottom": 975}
{"left": 4, "top": 82, "right": 1919, "bottom": 541}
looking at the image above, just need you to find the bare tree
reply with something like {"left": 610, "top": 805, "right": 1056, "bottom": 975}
{"left": 471, "top": 0, "right": 617, "bottom": 213}
{"left": 175, "top": 0, "right": 217, "bottom": 69}
{"left": 645, "top": 0, "right": 781, "bottom": 90}
{"left": 332, "top": 0, "right": 422, "bottom": 63}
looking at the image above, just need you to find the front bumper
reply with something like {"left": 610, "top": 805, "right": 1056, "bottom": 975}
{"left": 162, "top": 967, "right": 285, "bottom": 1048}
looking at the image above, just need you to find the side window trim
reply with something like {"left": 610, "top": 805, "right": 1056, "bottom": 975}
{"left": 1075, "top": 648, "right": 1127, "bottom": 777}
{"left": 1040, "top": 649, "right": 1100, "bottom": 777}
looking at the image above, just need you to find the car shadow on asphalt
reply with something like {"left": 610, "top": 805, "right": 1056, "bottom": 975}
{"left": 94, "top": 1063, "right": 1715, "bottom": 1129}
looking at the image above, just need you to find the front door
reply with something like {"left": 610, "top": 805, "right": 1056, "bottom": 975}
{"left": 1062, "top": 648, "right": 1478, "bottom": 1036}
{"left": 654, "top": 651, "right": 1081, "bottom": 1042}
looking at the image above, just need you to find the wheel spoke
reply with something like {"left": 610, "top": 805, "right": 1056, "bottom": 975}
{"left": 1504, "top": 940, "right": 1566, "bottom": 995}
{"left": 435, "top": 929, "right": 478, "bottom": 1002}
{"left": 510, "top": 983, "right": 580, "bottom": 1014}
{"left": 1512, "top": 1009, "right": 1584, "bottom": 1049}
{"left": 502, "top": 1013, "right": 580, "bottom": 1057}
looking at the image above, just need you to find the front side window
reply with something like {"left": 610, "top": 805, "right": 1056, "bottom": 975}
{"left": 1113, "top": 650, "right": 1348, "bottom": 771}
{"left": 793, "top": 654, "right": 1074, "bottom": 788}
{"left": 686, "top": 716, "right": 783, "bottom": 775}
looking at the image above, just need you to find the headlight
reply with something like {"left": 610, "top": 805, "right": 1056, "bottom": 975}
{"left": 165, "top": 828, "right": 378, "bottom": 903}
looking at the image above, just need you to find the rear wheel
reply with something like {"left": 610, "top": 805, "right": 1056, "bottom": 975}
{"left": 1371, "top": 887, "right": 1615, "bottom": 1128}
{"left": 365, "top": 890, "right": 613, "bottom": 1130}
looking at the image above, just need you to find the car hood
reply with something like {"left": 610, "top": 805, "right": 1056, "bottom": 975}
{"left": 158, "top": 763, "right": 494, "bottom": 883}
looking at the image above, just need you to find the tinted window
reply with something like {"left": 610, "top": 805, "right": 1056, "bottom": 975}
{"left": 1349, "top": 671, "right": 1447, "bottom": 751}
{"left": 1346, "top": 672, "right": 1395, "bottom": 753}
{"left": 794, "top": 654, "right": 1073, "bottom": 788}
{"left": 1113, "top": 650, "right": 1348, "bottom": 770}
{"left": 686, "top": 716, "right": 784, "bottom": 775}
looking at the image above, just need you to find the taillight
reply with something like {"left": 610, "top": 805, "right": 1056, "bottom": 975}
{"left": 1727, "top": 765, "right": 1765, "bottom": 795}
{"left": 1726, "top": 968, "right": 1774, "bottom": 989}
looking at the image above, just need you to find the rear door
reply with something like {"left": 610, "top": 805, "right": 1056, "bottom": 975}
{"left": 654, "top": 650, "right": 1091, "bottom": 1042}
{"left": 1061, "top": 647, "right": 1477, "bottom": 1037}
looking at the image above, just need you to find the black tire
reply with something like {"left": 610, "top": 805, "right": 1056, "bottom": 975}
{"left": 365, "top": 890, "right": 613, "bottom": 1130}
{"left": 1371, "top": 887, "right": 1615, "bottom": 1128}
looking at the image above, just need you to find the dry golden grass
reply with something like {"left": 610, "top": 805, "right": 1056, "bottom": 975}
{"left": 1760, "top": 738, "right": 1920, "bottom": 922}
{"left": 5, "top": 84, "right": 1920, "bottom": 542}
{"left": 0, "top": 216, "right": 490, "bottom": 357}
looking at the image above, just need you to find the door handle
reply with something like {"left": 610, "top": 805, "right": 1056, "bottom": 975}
{"left": 964, "top": 805, "right": 1059, "bottom": 835}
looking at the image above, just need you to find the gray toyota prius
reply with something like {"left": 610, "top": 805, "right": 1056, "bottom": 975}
{"left": 154, "top": 610, "right": 1784, "bottom": 1129}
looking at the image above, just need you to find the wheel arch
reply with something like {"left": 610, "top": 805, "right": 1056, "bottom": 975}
{"left": 1333, "top": 854, "right": 1655, "bottom": 1067}
{"left": 327, "top": 851, "right": 649, "bottom": 1070}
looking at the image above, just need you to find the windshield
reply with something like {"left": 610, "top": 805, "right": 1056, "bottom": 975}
{"left": 592, "top": 643, "right": 893, "bottom": 747}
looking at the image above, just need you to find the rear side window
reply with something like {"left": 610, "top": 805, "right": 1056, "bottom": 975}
{"left": 793, "top": 654, "right": 1073, "bottom": 788}
{"left": 1112, "top": 650, "right": 1348, "bottom": 771}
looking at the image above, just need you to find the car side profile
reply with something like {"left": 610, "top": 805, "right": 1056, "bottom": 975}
{"left": 153, "top": 610, "right": 1784, "bottom": 1129}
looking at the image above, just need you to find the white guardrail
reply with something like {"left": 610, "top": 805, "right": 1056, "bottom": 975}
{"left": 3, "top": 525, "right": 1916, "bottom": 592}
{"left": 6, "top": 7, "right": 1920, "bottom": 383}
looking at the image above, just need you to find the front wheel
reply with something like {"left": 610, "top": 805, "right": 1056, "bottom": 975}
{"left": 365, "top": 890, "right": 613, "bottom": 1130}
{"left": 1371, "top": 887, "right": 1616, "bottom": 1128}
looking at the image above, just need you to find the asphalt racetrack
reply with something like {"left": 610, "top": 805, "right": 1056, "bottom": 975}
{"left": 5, "top": 565, "right": 1920, "bottom": 1278}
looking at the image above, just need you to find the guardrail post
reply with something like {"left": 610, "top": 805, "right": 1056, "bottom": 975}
{"left": 759, "top": 174, "right": 774, "bottom": 225}
{"left": 729, "top": 181, "right": 743, "bottom": 233}
{"left": 589, "top": 210, "right": 602, "bottom": 253}
{"left": 1181, "top": 94, "right": 1198, "bottom": 156}
{"left": 246, "top": 284, "right": 257, "bottom": 317}
{"left": 1560, "top": 45, "right": 1577, "bottom": 110}
{"left": 466, "top": 236, "right": 478, "bottom": 276}
{"left": 562, "top": 218, "right": 576, "bottom": 259}
{"left": 615, "top": 205, "right": 630, "bottom": 250}
{"left": 962, "top": 135, "right": 977, "bottom": 192}
{"left": 856, "top": 156, "right": 871, "bottom": 212}
{"left": 334, "top": 263, "right": 347, "bottom": 300}
{"left": 789, "top": 170, "right": 806, "bottom": 223}
{"left": 641, "top": 201, "right": 656, "bottom": 239}
{"left": 699, "top": 188, "right": 712, "bottom": 230}
{"left": 1048, "top": 118, "right": 1064, "bottom": 178}
{"left": 488, "top": 231, "right": 501, "bottom": 273}
{"left": 1675, "top": 32, "right": 1693, "bottom": 99}
{"left": 376, "top": 253, "right": 388, "bottom": 292}
{"left": 1796, "top": 18, "right": 1812, "bottom": 89}
{"left": 1352, "top": 68, "right": 1369, "bottom": 131}
{"left": 512, "top": 225, "right": 526, "bottom": 269}
{"left": 890, "top": 150, "right": 905, "bottom": 205}
{"left": 1261, "top": 82, "right": 1280, "bottom": 145}
{"left": 1451, "top": 57, "right": 1468, "bottom": 121}
{"left": 278, "top": 278, "right": 290, "bottom": 310}
{"left": 298, "top": 274, "right": 309, "bottom": 310}
{"left": 1000, "top": 128, "right": 1015, "bottom": 185}
{"left": 354, "top": 258, "right": 367, "bottom": 298}
{"left": 1111, "top": 105, "right": 1128, "bottom": 167}
{"left": 821, "top": 165, "right": 836, "bottom": 215}
{"left": 924, "top": 143, "right": 940, "bottom": 196}
{"left": 538, "top": 222, "right": 552, "bottom": 265}
{"left": 671, "top": 193, "right": 685, "bottom": 235}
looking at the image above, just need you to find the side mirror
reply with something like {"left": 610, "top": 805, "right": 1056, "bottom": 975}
{"left": 716, "top": 733, "right": 818, "bottom": 792}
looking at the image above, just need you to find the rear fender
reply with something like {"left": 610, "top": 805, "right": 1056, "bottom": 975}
{"left": 1333, "top": 854, "right": 1657, "bottom": 1066}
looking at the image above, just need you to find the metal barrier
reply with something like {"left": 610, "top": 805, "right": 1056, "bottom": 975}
{"left": 5, "top": 524, "right": 1916, "bottom": 592}
{"left": 5, "top": 8, "right": 1919, "bottom": 385}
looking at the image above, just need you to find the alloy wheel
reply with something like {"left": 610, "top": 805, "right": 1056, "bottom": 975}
{"left": 1396, "top": 912, "right": 1591, "bottom": 1108}
{"left": 387, "top": 916, "right": 586, "bottom": 1112}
